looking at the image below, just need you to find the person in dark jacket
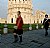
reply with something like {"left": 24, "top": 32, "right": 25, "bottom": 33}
{"left": 13, "top": 11, "right": 23, "bottom": 43}
{"left": 43, "top": 14, "right": 49, "bottom": 36}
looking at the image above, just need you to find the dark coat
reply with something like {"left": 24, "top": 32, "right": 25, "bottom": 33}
{"left": 43, "top": 18, "right": 49, "bottom": 30}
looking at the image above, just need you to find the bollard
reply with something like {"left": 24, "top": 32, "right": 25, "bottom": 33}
{"left": 14, "top": 26, "right": 17, "bottom": 29}
{"left": 41, "top": 25, "right": 44, "bottom": 29}
{"left": 0, "top": 34, "right": 1, "bottom": 35}
{"left": 4, "top": 24, "right": 8, "bottom": 34}
{"left": 3, "top": 21, "right": 8, "bottom": 34}
{"left": 29, "top": 24, "right": 32, "bottom": 30}
{"left": 49, "top": 25, "right": 50, "bottom": 28}
{"left": 36, "top": 24, "right": 38, "bottom": 29}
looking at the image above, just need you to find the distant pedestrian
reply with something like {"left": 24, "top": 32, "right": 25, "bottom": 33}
{"left": 13, "top": 11, "right": 23, "bottom": 43}
{"left": 43, "top": 14, "right": 49, "bottom": 36}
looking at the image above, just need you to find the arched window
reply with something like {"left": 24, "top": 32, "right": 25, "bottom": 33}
{"left": 37, "top": 20, "right": 39, "bottom": 23}
{"left": 19, "top": 0, "right": 20, "bottom": 1}
{"left": 12, "top": 0, "right": 14, "bottom": 1}
{"left": 23, "top": 0, "right": 25, "bottom": 3}
{"left": 41, "top": 21, "right": 42, "bottom": 23}
{"left": 15, "top": 0, "right": 16, "bottom": 1}
{"left": 25, "top": 0, "right": 27, "bottom": 1}
{"left": 9, "top": 0, "right": 10, "bottom": 1}
{"left": 34, "top": 20, "right": 35, "bottom": 23}
{"left": 11, "top": 18, "right": 13, "bottom": 23}
{"left": 23, "top": 0, "right": 24, "bottom": 1}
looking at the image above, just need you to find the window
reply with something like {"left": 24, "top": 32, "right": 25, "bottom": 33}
{"left": 11, "top": 18, "right": 13, "bottom": 23}
{"left": 23, "top": 0, "right": 24, "bottom": 1}
{"left": 19, "top": 0, "right": 20, "bottom": 1}
{"left": 25, "top": 0, "right": 27, "bottom": 1}
{"left": 41, "top": 21, "right": 42, "bottom": 23}
{"left": 15, "top": 15, "right": 16, "bottom": 18}
{"left": 23, "top": 0, "right": 25, "bottom": 3}
{"left": 9, "top": 0, "right": 10, "bottom": 1}
{"left": 15, "top": 0, "right": 16, "bottom": 1}
{"left": 12, "top": 0, "right": 14, "bottom": 1}
{"left": 34, "top": 20, "right": 35, "bottom": 23}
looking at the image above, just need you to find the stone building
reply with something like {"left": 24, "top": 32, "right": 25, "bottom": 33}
{"left": 0, "top": 10, "right": 50, "bottom": 24}
{"left": 6, "top": 0, "right": 50, "bottom": 24}
{"left": 33, "top": 10, "right": 47, "bottom": 23}
{"left": 0, "top": 18, "right": 6, "bottom": 23}
{"left": 7, "top": 0, "right": 33, "bottom": 24}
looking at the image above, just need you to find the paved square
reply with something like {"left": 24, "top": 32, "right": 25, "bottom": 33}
{"left": 0, "top": 28, "right": 50, "bottom": 48}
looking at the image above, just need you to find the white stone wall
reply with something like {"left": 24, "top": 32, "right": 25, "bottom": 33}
{"left": 7, "top": 0, "right": 50, "bottom": 24}
{"left": 0, "top": 18, "right": 6, "bottom": 23}
{"left": 33, "top": 10, "right": 47, "bottom": 24}
{"left": 7, "top": 0, "right": 33, "bottom": 24}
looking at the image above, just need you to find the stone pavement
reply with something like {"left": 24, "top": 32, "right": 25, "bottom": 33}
{"left": 0, "top": 28, "right": 50, "bottom": 48}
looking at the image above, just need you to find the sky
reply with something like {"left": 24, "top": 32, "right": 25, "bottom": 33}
{"left": 32, "top": 0, "right": 50, "bottom": 15}
{"left": 0, "top": 0, "right": 8, "bottom": 18}
{"left": 0, "top": 0, "right": 50, "bottom": 18}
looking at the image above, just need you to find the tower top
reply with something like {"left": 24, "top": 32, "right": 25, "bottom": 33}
{"left": 8, "top": 0, "right": 32, "bottom": 4}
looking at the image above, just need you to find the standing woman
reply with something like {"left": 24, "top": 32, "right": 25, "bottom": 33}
{"left": 13, "top": 11, "right": 23, "bottom": 43}
{"left": 43, "top": 14, "right": 49, "bottom": 36}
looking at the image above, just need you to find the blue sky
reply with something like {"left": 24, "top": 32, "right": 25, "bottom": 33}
{"left": 0, "top": 0, "right": 50, "bottom": 18}
{"left": 0, "top": 0, "right": 8, "bottom": 18}
{"left": 32, "top": 0, "right": 50, "bottom": 14}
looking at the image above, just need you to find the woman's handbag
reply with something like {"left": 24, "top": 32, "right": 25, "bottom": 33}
{"left": 14, "top": 19, "right": 21, "bottom": 29}
{"left": 14, "top": 26, "right": 17, "bottom": 29}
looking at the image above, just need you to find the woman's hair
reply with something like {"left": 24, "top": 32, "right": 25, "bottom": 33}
{"left": 18, "top": 11, "right": 21, "bottom": 14}
{"left": 45, "top": 14, "right": 48, "bottom": 17}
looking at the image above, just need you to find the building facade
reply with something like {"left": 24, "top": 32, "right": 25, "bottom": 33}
{"left": 33, "top": 10, "right": 46, "bottom": 23}
{"left": 33, "top": 10, "right": 50, "bottom": 24}
{"left": 0, "top": 18, "right": 6, "bottom": 23}
{"left": 0, "top": 10, "right": 50, "bottom": 24}
{"left": 7, "top": 0, "right": 33, "bottom": 24}
{"left": 7, "top": 0, "right": 50, "bottom": 24}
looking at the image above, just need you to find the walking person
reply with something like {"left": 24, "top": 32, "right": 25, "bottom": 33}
{"left": 13, "top": 11, "right": 23, "bottom": 43}
{"left": 43, "top": 14, "right": 49, "bottom": 36}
